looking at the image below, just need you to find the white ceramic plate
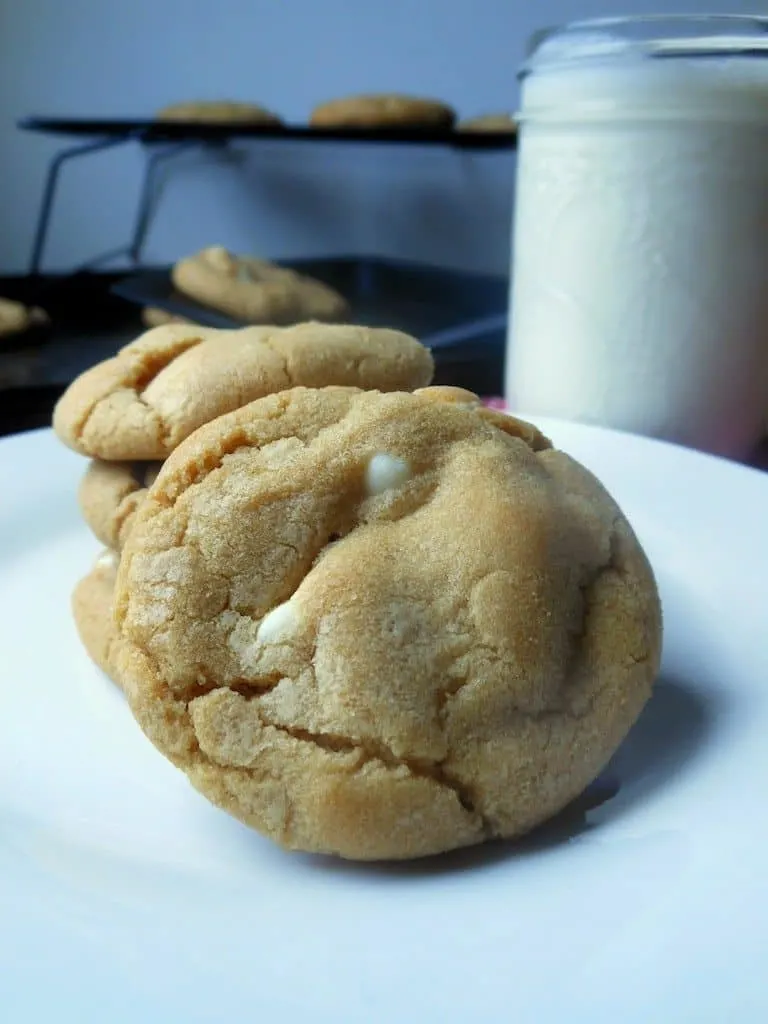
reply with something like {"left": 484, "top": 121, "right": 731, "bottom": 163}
{"left": 1, "top": 423, "right": 766, "bottom": 1024}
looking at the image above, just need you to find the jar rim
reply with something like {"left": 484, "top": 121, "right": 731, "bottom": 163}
{"left": 522, "top": 14, "right": 768, "bottom": 78}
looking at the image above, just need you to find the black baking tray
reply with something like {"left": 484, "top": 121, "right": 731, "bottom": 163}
{"left": 19, "top": 117, "right": 517, "bottom": 151}
{"left": 0, "top": 262, "right": 509, "bottom": 437}
{"left": 111, "top": 257, "right": 509, "bottom": 355}
{"left": 0, "top": 319, "right": 51, "bottom": 354}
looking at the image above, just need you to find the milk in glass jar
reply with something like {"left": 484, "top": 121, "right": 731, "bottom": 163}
{"left": 507, "top": 15, "right": 768, "bottom": 457}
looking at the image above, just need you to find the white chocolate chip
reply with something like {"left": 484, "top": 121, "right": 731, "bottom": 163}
{"left": 256, "top": 600, "right": 298, "bottom": 644}
{"left": 364, "top": 453, "right": 411, "bottom": 497}
{"left": 94, "top": 549, "right": 118, "bottom": 570}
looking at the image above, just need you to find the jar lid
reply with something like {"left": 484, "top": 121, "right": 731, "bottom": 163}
{"left": 522, "top": 15, "right": 768, "bottom": 78}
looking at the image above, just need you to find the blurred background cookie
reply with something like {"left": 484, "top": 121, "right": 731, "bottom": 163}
{"left": 140, "top": 306, "right": 198, "bottom": 329}
{"left": 171, "top": 245, "right": 349, "bottom": 324}
{"left": 310, "top": 93, "right": 455, "bottom": 129}
{"left": 0, "top": 296, "right": 49, "bottom": 339}
{"left": 0, "top": 298, "right": 50, "bottom": 392}
{"left": 155, "top": 100, "right": 282, "bottom": 125}
{"left": 456, "top": 113, "right": 517, "bottom": 134}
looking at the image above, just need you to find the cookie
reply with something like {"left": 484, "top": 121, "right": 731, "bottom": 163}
{"left": 79, "top": 460, "right": 162, "bottom": 550}
{"left": 456, "top": 113, "right": 517, "bottom": 134}
{"left": 52, "top": 321, "right": 433, "bottom": 461}
{"left": 141, "top": 307, "right": 196, "bottom": 330}
{"left": 310, "top": 93, "right": 455, "bottom": 129}
{"left": 114, "top": 385, "right": 662, "bottom": 861}
{"left": 155, "top": 100, "right": 281, "bottom": 125}
{"left": 171, "top": 246, "right": 349, "bottom": 325}
{"left": 0, "top": 297, "right": 49, "bottom": 338}
{"left": 72, "top": 551, "right": 121, "bottom": 683}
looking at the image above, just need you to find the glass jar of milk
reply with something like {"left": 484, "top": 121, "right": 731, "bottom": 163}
{"left": 507, "top": 15, "right": 768, "bottom": 457}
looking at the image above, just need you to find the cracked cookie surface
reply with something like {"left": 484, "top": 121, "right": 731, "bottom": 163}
{"left": 72, "top": 552, "right": 121, "bottom": 684}
{"left": 115, "top": 385, "right": 662, "bottom": 860}
{"left": 172, "top": 246, "right": 349, "bottom": 325}
{"left": 53, "top": 321, "right": 433, "bottom": 460}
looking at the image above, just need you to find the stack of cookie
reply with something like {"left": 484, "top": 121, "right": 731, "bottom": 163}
{"left": 170, "top": 246, "right": 349, "bottom": 326}
{"left": 55, "top": 319, "right": 433, "bottom": 678}
{"left": 53, "top": 321, "right": 662, "bottom": 861}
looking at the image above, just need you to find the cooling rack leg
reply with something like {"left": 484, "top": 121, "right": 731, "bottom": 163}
{"left": 28, "top": 136, "right": 130, "bottom": 276}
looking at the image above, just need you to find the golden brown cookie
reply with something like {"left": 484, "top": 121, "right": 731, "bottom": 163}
{"left": 456, "top": 113, "right": 517, "bottom": 134}
{"left": 0, "top": 297, "right": 49, "bottom": 338}
{"left": 79, "top": 460, "right": 162, "bottom": 550}
{"left": 52, "top": 321, "right": 433, "bottom": 461}
{"left": 310, "top": 93, "right": 455, "bottom": 129}
{"left": 155, "top": 100, "right": 281, "bottom": 125}
{"left": 171, "top": 246, "right": 349, "bottom": 325}
{"left": 141, "top": 307, "right": 197, "bottom": 330}
{"left": 114, "top": 385, "right": 662, "bottom": 861}
{"left": 72, "top": 551, "right": 121, "bottom": 683}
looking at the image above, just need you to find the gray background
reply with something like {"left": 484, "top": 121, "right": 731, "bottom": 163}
{"left": 0, "top": 0, "right": 756, "bottom": 274}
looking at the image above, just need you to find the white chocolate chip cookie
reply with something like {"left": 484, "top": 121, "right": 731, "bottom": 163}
{"left": 114, "top": 385, "right": 662, "bottom": 861}
{"left": 52, "top": 321, "right": 433, "bottom": 460}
